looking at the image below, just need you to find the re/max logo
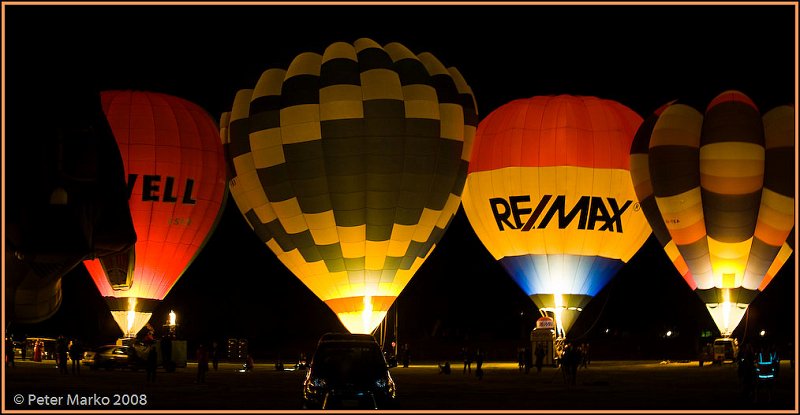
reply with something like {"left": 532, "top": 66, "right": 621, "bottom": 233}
{"left": 489, "top": 195, "right": 632, "bottom": 233}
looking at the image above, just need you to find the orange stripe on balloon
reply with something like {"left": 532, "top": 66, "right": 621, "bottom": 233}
{"left": 325, "top": 296, "right": 397, "bottom": 314}
{"left": 706, "top": 90, "right": 759, "bottom": 112}
{"left": 671, "top": 220, "right": 707, "bottom": 246}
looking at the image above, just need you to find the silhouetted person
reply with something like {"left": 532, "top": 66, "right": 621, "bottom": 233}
{"left": 534, "top": 344, "right": 545, "bottom": 374}
{"left": 518, "top": 347, "right": 525, "bottom": 372}
{"left": 146, "top": 345, "right": 158, "bottom": 383}
{"left": 68, "top": 340, "right": 83, "bottom": 374}
{"left": 243, "top": 354, "right": 254, "bottom": 372}
{"left": 462, "top": 347, "right": 472, "bottom": 374}
{"left": 525, "top": 348, "right": 533, "bottom": 375}
{"left": 738, "top": 343, "right": 756, "bottom": 402}
{"left": 5, "top": 337, "right": 15, "bottom": 368}
{"left": 211, "top": 341, "right": 220, "bottom": 371}
{"left": 196, "top": 344, "right": 209, "bottom": 383}
{"left": 402, "top": 344, "right": 410, "bottom": 368}
{"left": 56, "top": 336, "right": 69, "bottom": 374}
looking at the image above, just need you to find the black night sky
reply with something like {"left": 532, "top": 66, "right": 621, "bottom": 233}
{"left": 3, "top": 3, "right": 797, "bottom": 361}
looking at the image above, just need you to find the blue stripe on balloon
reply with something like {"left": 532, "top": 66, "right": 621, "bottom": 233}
{"left": 499, "top": 255, "right": 624, "bottom": 297}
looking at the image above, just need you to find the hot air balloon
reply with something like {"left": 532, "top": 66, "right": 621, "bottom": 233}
{"left": 462, "top": 95, "right": 652, "bottom": 339}
{"left": 629, "top": 90, "right": 794, "bottom": 337}
{"left": 221, "top": 38, "right": 478, "bottom": 334}
{"left": 6, "top": 86, "right": 136, "bottom": 324}
{"left": 83, "top": 90, "right": 228, "bottom": 338}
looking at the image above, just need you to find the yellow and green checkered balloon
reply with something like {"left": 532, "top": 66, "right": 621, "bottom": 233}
{"left": 221, "top": 38, "right": 478, "bottom": 333}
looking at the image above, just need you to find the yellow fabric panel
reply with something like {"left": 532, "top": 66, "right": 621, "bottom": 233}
{"left": 271, "top": 197, "right": 303, "bottom": 219}
{"left": 320, "top": 85, "right": 364, "bottom": 121}
{"left": 285, "top": 52, "right": 322, "bottom": 79}
{"left": 281, "top": 104, "right": 320, "bottom": 127}
{"left": 278, "top": 214, "right": 309, "bottom": 235}
{"left": 390, "top": 223, "right": 416, "bottom": 242}
{"left": 272, "top": 198, "right": 307, "bottom": 234}
{"left": 386, "top": 239, "right": 411, "bottom": 257}
{"left": 629, "top": 154, "right": 652, "bottom": 198}
{"left": 309, "top": 227, "right": 339, "bottom": 246}
{"left": 219, "top": 112, "right": 230, "bottom": 145}
{"left": 401, "top": 83, "right": 440, "bottom": 123}
{"left": 276, "top": 248, "right": 307, "bottom": 277}
{"left": 253, "top": 69, "right": 286, "bottom": 100}
{"left": 253, "top": 203, "right": 276, "bottom": 225}
{"left": 238, "top": 170, "right": 264, "bottom": 194}
{"left": 337, "top": 225, "right": 366, "bottom": 243}
{"left": 321, "top": 41, "right": 358, "bottom": 63}
{"left": 251, "top": 135, "right": 285, "bottom": 169}
{"left": 305, "top": 210, "right": 336, "bottom": 230}
{"left": 418, "top": 208, "right": 441, "bottom": 228}
{"left": 439, "top": 103, "right": 465, "bottom": 141}
{"left": 756, "top": 189, "right": 795, "bottom": 239}
{"left": 340, "top": 241, "right": 365, "bottom": 259}
{"left": 700, "top": 142, "right": 765, "bottom": 162}
{"left": 365, "top": 241, "right": 390, "bottom": 270}
{"left": 231, "top": 158, "right": 257, "bottom": 187}
{"left": 360, "top": 69, "right": 403, "bottom": 101}
{"left": 649, "top": 104, "right": 703, "bottom": 148}
{"left": 305, "top": 259, "right": 330, "bottom": 278}
{"left": 462, "top": 167, "right": 650, "bottom": 260}
{"left": 759, "top": 243, "right": 793, "bottom": 290}
{"left": 664, "top": 240, "right": 682, "bottom": 262}
{"left": 707, "top": 236, "right": 752, "bottom": 288}
{"left": 266, "top": 239, "right": 282, "bottom": 255}
{"left": 462, "top": 125, "right": 476, "bottom": 161}
{"left": 416, "top": 52, "right": 449, "bottom": 77}
{"left": 437, "top": 194, "right": 461, "bottom": 228}
{"left": 231, "top": 89, "right": 254, "bottom": 122}
{"left": 353, "top": 37, "right": 382, "bottom": 53}
{"left": 655, "top": 188, "right": 705, "bottom": 227}
{"left": 403, "top": 99, "right": 440, "bottom": 120}
{"left": 412, "top": 208, "right": 440, "bottom": 242}
{"left": 762, "top": 105, "right": 795, "bottom": 148}
{"left": 383, "top": 41, "right": 416, "bottom": 62}
{"left": 280, "top": 121, "right": 321, "bottom": 145}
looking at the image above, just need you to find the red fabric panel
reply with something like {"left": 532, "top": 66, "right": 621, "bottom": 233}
{"left": 469, "top": 95, "right": 642, "bottom": 173}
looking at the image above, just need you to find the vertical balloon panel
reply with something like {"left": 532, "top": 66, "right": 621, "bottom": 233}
{"left": 84, "top": 91, "right": 227, "bottom": 337}
{"left": 631, "top": 91, "right": 794, "bottom": 337}
{"left": 462, "top": 95, "right": 651, "bottom": 337}
{"left": 222, "top": 39, "right": 478, "bottom": 334}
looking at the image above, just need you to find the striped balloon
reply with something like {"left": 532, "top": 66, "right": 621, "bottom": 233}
{"left": 630, "top": 90, "right": 794, "bottom": 337}
{"left": 222, "top": 38, "right": 478, "bottom": 334}
{"left": 462, "top": 95, "right": 651, "bottom": 338}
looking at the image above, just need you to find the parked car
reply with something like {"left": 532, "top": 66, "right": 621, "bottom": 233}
{"left": 83, "top": 345, "right": 144, "bottom": 370}
{"left": 302, "top": 333, "right": 396, "bottom": 409}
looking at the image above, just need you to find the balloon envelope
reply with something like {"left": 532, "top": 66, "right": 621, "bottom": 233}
{"left": 84, "top": 90, "right": 227, "bottom": 337}
{"left": 462, "top": 95, "right": 651, "bottom": 337}
{"left": 629, "top": 90, "right": 794, "bottom": 337}
{"left": 222, "top": 38, "right": 478, "bottom": 334}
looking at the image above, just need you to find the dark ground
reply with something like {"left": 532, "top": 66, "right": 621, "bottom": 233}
{"left": 3, "top": 359, "right": 796, "bottom": 412}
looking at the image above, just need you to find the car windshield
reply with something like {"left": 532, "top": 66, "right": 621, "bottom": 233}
{"left": 312, "top": 342, "right": 386, "bottom": 381}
